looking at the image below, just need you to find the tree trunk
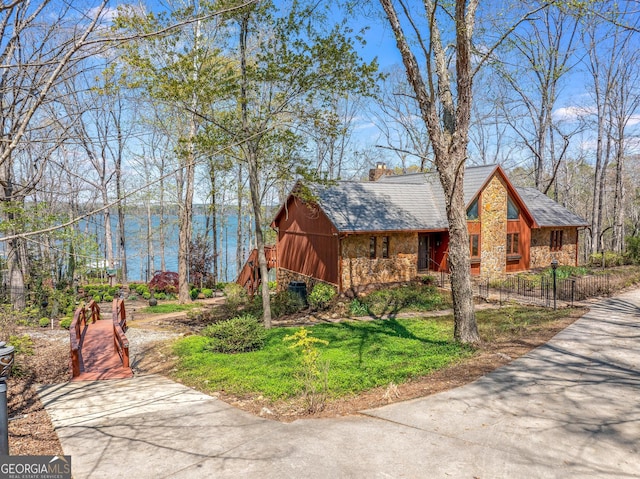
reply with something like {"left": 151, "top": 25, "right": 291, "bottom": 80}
{"left": 379, "top": 0, "right": 479, "bottom": 344}
{"left": 247, "top": 145, "right": 272, "bottom": 328}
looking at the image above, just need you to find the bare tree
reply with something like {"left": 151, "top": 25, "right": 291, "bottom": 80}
{"left": 0, "top": 1, "right": 106, "bottom": 307}
{"left": 494, "top": 4, "right": 580, "bottom": 193}
{"left": 378, "top": 0, "right": 549, "bottom": 343}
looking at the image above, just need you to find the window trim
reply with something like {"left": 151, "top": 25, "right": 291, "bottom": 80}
{"left": 369, "top": 236, "right": 376, "bottom": 259}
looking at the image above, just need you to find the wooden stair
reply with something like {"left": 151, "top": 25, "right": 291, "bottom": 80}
{"left": 236, "top": 245, "right": 277, "bottom": 296}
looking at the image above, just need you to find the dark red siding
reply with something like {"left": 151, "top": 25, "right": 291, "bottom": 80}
{"left": 275, "top": 197, "right": 339, "bottom": 285}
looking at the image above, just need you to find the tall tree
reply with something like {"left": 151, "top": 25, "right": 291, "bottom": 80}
{"left": 0, "top": 1, "right": 106, "bottom": 308}
{"left": 378, "top": 0, "right": 547, "bottom": 343}
{"left": 219, "top": 1, "right": 378, "bottom": 327}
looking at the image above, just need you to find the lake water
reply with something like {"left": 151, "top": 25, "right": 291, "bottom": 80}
{"left": 82, "top": 213, "right": 252, "bottom": 282}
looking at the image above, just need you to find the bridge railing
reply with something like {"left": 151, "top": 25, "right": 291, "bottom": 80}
{"left": 70, "top": 300, "right": 100, "bottom": 378}
{"left": 112, "top": 298, "right": 130, "bottom": 369}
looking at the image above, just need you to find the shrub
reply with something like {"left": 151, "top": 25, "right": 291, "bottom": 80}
{"left": 128, "top": 294, "right": 138, "bottom": 301}
{"left": 223, "top": 283, "right": 248, "bottom": 312}
{"left": 201, "top": 288, "right": 213, "bottom": 298}
{"left": 148, "top": 271, "right": 180, "bottom": 294}
{"left": 142, "top": 292, "right": 151, "bottom": 300}
{"left": 39, "top": 317, "right": 50, "bottom": 328}
{"left": 271, "top": 290, "right": 306, "bottom": 318}
{"left": 9, "top": 334, "right": 34, "bottom": 355}
{"left": 627, "top": 236, "right": 640, "bottom": 264}
{"left": 155, "top": 292, "right": 167, "bottom": 300}
{"left": 59, "top": 317, "right": 72, "bottom": 329}
{"left": 135, "top": 284, "right": 150, "bottom": 296}
{"left": 203, "top": 314, "right": 266, "bottom": 353}
{"left": 190, "top": 288, "right": 200, "bottom": 300}
{"left": 268, "top": 280, "right": 277, "bottom": 291}
{"left": 103, "top": 294, "right": 114, "bottom": 302}
{"left": 308, "top": 283, "right": 336, "bottom": 311}
{"left": 349, "top": 298, "right": 369, "bottom": 316}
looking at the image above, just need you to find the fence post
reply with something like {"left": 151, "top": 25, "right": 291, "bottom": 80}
{"left": 571, "top": 279, "right": 575, "bottom": 307}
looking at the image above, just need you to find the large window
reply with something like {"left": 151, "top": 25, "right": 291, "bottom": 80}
{"left": 369, "top": 236, "right": 376, "bottom": 259}
{"left": 550, "top": 230, "right": 563, "bottom": 251}
{"left": 507, "top": 197, "right": 519, "bottom": 220}
{"left": 470, "top": 234, "right": 480, "bottom": 258}
{"left": 507, "top": 233, "right": 519, "bottom": 256}
{"left": 381, "top": 236, "right": 389, "bottom": 258}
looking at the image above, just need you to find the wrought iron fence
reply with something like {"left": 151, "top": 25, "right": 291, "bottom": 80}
{"left": 476, "top": 274, "right": 611, "bottom": 308}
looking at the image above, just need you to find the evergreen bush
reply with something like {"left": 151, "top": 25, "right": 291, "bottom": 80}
{"left": 308, "top": 283, "right": 336, "bottom": 311}
{"left": 203, "top": 314, "right": 266, "bottom": 353}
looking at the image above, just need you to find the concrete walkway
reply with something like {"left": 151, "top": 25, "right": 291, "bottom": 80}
{"left": 39, "top": 289, "right": 640, "bottom": 478}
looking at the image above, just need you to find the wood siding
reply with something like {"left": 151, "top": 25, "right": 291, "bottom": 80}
{"left": 276, "top": 197, "right": 339, "bottom": 285}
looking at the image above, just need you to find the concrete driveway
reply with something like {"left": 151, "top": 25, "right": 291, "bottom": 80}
{"left": 39, "top": 288, "right": 640, "bottom": 478}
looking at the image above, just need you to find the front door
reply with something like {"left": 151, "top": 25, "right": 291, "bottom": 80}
{"left": 418, "top": 234, "right": 430, "bottom": 270}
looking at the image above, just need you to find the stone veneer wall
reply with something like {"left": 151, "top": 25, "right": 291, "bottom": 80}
{"left": 530, "top": 227, "right": 578, "bottom": 268}
{"left": 276, "top": 268, "right": 333, "bottom": 294}
{"left": 341, "top": 232, "right": 418, "bottom": 291}
{"left": 480, "top": 175, "right": 508, "bottom": 277}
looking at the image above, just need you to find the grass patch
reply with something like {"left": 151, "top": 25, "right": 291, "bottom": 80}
{"left": 140, "top": 303, "right": 200, "bottom": 314}
{"left": 172, "top": 317, "right": 471, "bottom": 400}
{"left": 477, "top": 305, "right": 581, "bottom": 341}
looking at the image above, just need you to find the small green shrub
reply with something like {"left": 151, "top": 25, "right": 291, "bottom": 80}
{"left": 135, "top": 284, "right": 150, "bottom": 296}
{"left": 190, "top": 288, "right": 200, "bottom": 300}
{"left": 92, "top": 294, "right": 102, "bottom": 302}
{"left": 308, "top": 283, "right": 336, "bottom": 311}
{"left": 39, "top": 317, "right": 50, "bottom": 328}
{"left": 128, "top": 294, "right": 138, "bottom": 301}
{"left": 59, "top": 317, "right": 72, "bottom": 329}
{"left": 203, "top": 314, "right": 266, "bottom": 353}
{"left": 142, "top": 292, "right": 151, "bottom": 300}
{"left": 9, "top": 334, "right": 34, "bottom": 355}
{"left": 155, "top": 292, "right": 167, "bottom": 300}
{"left": 268, "top": 281, "right": 277, "bottom": 291}
{"left": 103, "top": 294, "right": 114, "bottom": 302}
{"left": 349, "top": 298, "right": 369, "bottom": 316}
{"left": 270, "top": 290, "right": 306, "bottom": 318}
{"left": 201, "top": 288, "right": 213, "bottom": 298}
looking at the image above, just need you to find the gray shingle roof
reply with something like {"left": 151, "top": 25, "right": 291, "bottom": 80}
{"left": 378, "top": 164, "right": 497, "bottom": 205}
{"left": 306, "top": 165, "right": 586, "bottom": 233}
{"left": 314, "top": 181, "right": 448, "bottom": 232}
{"left": 515, "top": 187, "right": 588, "bottom": 227}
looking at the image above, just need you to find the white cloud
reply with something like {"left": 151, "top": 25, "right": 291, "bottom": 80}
{"left": 552, "top": 105, "right": 595, "bottom": 122}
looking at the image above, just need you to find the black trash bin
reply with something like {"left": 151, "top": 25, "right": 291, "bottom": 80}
{"left": 288, "top": 281, "right": 308, "bottom": 306}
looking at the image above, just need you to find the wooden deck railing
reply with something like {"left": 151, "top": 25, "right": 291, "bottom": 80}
{"left": 69, "top": 300, "right": 100, "bottom": 378}
{"left": 112, "top": 298, "right": 130, "bottom": 369}
{"left": 236, "top": 245, "right": 277, "bottom": 296}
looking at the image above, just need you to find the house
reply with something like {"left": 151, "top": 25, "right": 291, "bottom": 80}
{"left": 270, "top": 164, "right": 588, "bottom": 294}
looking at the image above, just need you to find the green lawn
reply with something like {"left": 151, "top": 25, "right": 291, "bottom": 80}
{"left": 140, "top": 303, "right": 200, "bottom": 314}
{"left": 172, "top": 317, "right": 472, "bottom": 400}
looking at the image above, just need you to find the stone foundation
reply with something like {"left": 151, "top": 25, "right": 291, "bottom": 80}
{"left": 276, "top": 268, "right": 336, "bottom": 294}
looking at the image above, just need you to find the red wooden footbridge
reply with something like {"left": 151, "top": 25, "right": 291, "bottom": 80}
{"left": 70, "top": 299, "right": 132, "bottom": 381}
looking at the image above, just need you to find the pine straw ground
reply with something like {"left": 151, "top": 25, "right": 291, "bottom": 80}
{"left": 6, "top": 304, "right": 589, "bottom": 455}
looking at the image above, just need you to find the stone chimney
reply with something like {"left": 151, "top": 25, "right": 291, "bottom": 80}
{"left": 369, "top": 162, "right": 394, "bottom": 182}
